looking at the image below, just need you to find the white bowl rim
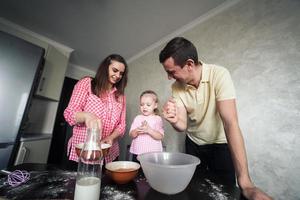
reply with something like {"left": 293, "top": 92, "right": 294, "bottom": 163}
{"left": 105, "top": 161, "right": 140, "bottom": 172}
{"left": 137, "top": 152, "right": 200, "bottom": 169}
{"left": 75, "top": 142, "right": 111, "bottom": 149}
{"left": 101, "top": 143, "right": 111, "bottom": 149}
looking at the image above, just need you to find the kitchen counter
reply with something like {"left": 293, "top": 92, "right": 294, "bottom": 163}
{"left": 0, "top": 163, "right": 244, "bottom": 200}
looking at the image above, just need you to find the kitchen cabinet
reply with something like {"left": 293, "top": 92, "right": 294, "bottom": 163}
{"left": 14, "top": 134, "right": 52, "bottom": 165}
{"left": 35, "top": 45, "right": 70, "bottom": 101}
{"left": 0, "top": 19, "right": 74, "bottom": 167}
{"left": 0, "top": 18, "right": 73, "bottom": 101}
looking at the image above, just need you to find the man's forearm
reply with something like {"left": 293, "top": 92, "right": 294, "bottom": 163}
{"left": 225, "top": 123, "right": 253, "bottom": 189}
{"left": 170, "top": 120, "right": 186, "bottom": 132}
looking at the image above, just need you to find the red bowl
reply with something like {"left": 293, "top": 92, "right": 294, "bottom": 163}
{"left": 105, "top": 161, "right": 140, "bottom": 184}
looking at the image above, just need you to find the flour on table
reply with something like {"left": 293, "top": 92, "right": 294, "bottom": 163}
{"left": 101, "top": 185, "right": 135, "bottom": 200}
{"left": 198, "top": 179, "right": 234, "bottom": 200}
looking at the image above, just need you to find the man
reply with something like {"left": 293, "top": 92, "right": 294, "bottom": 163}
{"left": 160, "top": 37, "right": 272, "bottom": 200}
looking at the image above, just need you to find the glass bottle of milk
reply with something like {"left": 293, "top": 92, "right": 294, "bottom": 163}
{"left": 74, "top": 126, "right": 103, "bottom": 200}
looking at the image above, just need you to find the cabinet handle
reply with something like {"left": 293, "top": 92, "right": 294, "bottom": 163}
{"left": 39, "top": 77, "right": 46, "bottom": 92}
{"left": 20, "top": 147, "right": 29, "bottom": 163}
{"left": 15, "top": 147, "right": 29, "bottom": 165}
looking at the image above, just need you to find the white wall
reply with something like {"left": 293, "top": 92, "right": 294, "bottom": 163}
{"left": 66, "top": 63, "right": 96, "bottom": 80}
{"left": 121, "top": 0, "right": 300, "bottom": 199}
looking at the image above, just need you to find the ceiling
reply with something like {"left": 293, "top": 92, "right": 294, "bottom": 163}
{"left": 0, "top": 0, "right": 226, "bottom": 71}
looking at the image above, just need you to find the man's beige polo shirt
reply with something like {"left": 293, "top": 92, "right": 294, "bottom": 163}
{"left": 172, "top": 63, "right": 236, "bottom": 145}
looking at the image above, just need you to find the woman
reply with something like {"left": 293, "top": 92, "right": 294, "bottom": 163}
{"left": 64, "top": 54, "right": 128, "bottom": 170}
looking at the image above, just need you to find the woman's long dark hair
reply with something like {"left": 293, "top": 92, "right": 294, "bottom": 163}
{"left": 91, "top": 54, "right": 128, "bottom": 99}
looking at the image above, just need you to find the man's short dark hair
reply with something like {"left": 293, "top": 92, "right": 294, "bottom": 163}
{"left": 159, "top": 37, "right": 198, "bottom": 67}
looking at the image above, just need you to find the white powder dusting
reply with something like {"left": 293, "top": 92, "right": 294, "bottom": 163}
{"left": 201, "top": 179, "right": 232, "bottom": 200}
{"left": 101, "top": 185, "right": 135, "bottom": 200}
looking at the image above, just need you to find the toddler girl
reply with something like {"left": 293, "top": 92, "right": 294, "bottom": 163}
{"left": 129, "top": 90, "right": 164, "bottom": 162}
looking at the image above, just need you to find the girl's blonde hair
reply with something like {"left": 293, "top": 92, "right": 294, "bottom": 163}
{"left": 140, "top": 90, "right": 160, "bottom": 115}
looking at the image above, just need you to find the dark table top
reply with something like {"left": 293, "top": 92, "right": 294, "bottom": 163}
{"left": 0, "top": 163, "right": 243, "bottom": 200}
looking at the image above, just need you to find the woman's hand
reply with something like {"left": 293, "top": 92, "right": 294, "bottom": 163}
{"left": 101, "top": 129, "right": 121, "bottom": 146}
{"left": 84, "top": 112, "right": 102, "bottom": 130}
{"left": 101, "top": 136, "right": 113, "bottom": 146}
{"left": 75, "top": 111, "right": 102, "bottom": 129}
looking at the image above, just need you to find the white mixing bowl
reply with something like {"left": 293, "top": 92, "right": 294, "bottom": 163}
{"left": 137, "top": 152, "right": 200, "bottom": 194}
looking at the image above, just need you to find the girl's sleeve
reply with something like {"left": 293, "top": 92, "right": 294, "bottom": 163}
{"left": 115, "top": 95, "right": 126, "bottom": 136}
{"left": 63, "top": 78, "right": 90, "bottom": 126}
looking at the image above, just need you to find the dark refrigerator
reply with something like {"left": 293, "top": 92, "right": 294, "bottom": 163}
{"left": 0, "top": 31, "right": 44, "bottom": 169}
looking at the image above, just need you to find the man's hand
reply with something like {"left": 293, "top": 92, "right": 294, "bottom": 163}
{"left": 162, "top": 98, "right": 178, "bottom": 124}
{"left": 162, "top": 97, "right": 187, "bottom": 132}
{"left": 242, "top": 186, "right": 273, "bottom": 200}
